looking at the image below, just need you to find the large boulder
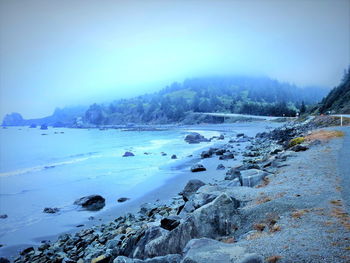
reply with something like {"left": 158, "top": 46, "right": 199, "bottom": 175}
{"left": 219, "top": 152, "right": 234, "bottom": 160}
{"left": 190, "top": 164, "right": 206, "bottom": 173}
{"left": 184, "top": 133, "right": 209, "bottom": 144}
{"left": 182, "top": 238, "right": 263, "bottom": 263}
{"left": 140, "top": 193, "right": 241, "bottom": 258}
{"left": 74, "top": 195, "right": 105, "bottom": 211}
{"left": 239, "top": 169, "right": 269, "bottom": 187}
{"left": 290, "top": 144, "right": 309, "bottom": 152}
{"left": 179, "top": 180, "right": 205, "bottom": 201}
{"left": 123, "top": 152, "right": 135, "bottom": 157}
{"left": 40, "top": 124, "right": 48, "bottom": 130}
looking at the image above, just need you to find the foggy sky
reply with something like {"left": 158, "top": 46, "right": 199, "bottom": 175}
{"left": 0, "top": 0, "right": 349, "bottom": 119}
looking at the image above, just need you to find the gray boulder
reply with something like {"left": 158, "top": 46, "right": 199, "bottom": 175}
{"left": 74, "top": 195, "right": 105, "bottom": 211}
{"left": 184, "top": 133, "right": 209, "bottom": 144}
{"left": 290, "top": 144, "right": 309, "bottom": 152}
{"left": 171, "top": 155, "right": 177, "bottom": 159}
{"left": 180, "top": 180, "right": 205, "bottom": 201}
{"left": 239, "top": 169, "right": 269, "bottom": 187}
{"left": 182, "top": 238, "right": 263, "bottom": 263}
{"left": 216, "top": 164, "right": 225, "bottom": 170}
{"left": 190, "top": 164, "right": 206, "bottom": 173}
{"left": 141, "top": 193, "right": 240, "bottom": 258}
{"left": 123, "top": 152, "right": 135, "bottom": 157}
{"left": 200, "top": 150, "right": 211, "bottom": 159}
{"left": 219, "top": 152, "right": 234, "bottom": 160}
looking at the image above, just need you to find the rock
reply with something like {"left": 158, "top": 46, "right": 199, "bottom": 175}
{"left": 43, "top": 207, "right": 59, "bottom": 213}
{"left": 214, "top": 149, "right": 226, "bottom": 156}
{"left": 239, "top": 169, "right": 269, "bottom": 187}
{"left": 141, "top": 193, "right": 240, "bottom": 258}
{"left": 200, "top": 150, "right": 212, "bottom": 159}
{"left": 74, "top": 195, "right": 105, "bottom": 211}
{"left": 236, "top": 137, "right": 249, "bottom": 143}
{"left": 171, "top": 155, "right": 177, "bottom": 159}
{"left": 190, "top": 164, "right": 206, "bottom": 172}
{"left": 291, "top": 144, "right": 309, "bottom": 152}
{"left": 237, "top": 133, "right": 245, "bottom": 137}
{"left": 182, "top": 238, "right": 263, "bottom": 263}
{"left": 117, "top": 197, "right": 130, "bottom": 203}
{"left": 218, "top": 134, "right": 225, "bottom": 140}
{"left": 190, "top": 185, "right": 228, "bottom": 209}
{"left": 161, "top": 152, "right": 167, "bottom": 156}
{"left": 160, "top": 216, "right": 181, "bottom": 231}
{"left": 219, "top": 152, "right": 234, "bottom": 160}
{"left": 129, "top": 226, "right": 165, "bottom": 258}
{"left": 29, "top": 123, "right": 37, "bottom": 128}
{"left": 0, "top": 214, "right": 8, "bottom": 219}
{"left": 184, "top": 133, "right": 209, "bottom": 144}
{"left": 20, "top": 247, "right": 34, "bottom": 256}
{"left": 179, "top": 180, "right": 205, "bottom": 201}
{"left": 224, "top": 167, "right": 240, "bottom": 181}
{"left": 40, "top": 124, "right": 48, "bottom": 130}
{"left": 123, "top": 151, "right": 135, "bottom": 157}
{"left": 76, "top": 224, "right": 84, "bottom": 227}
{"left": 0, "top": 258, "right": 10, "bottom": 263}
{"left": 216, "top": 164, "right": 225, "bottom": 170}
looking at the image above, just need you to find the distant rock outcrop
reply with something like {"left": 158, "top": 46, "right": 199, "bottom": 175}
{"left": 2, "top": 113, "right": 24, "bottom": 126}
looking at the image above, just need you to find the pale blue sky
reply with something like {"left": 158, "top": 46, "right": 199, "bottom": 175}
{"left": 1, "top": 0, "right": 349, "bottom": 118}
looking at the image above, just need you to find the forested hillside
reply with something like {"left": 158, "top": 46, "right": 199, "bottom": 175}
{"left": 316, "top": 69, "right": 350, "bottom": 114}
{"left": 84, "top": 76, "right": 328, "bottom": 125}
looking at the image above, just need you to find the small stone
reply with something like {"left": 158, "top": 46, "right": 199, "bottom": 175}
{"left": 171, "top": 154, "right": 177, "bottom": 159}
{"left": 43, "top": 207, "right": 59, "bottom": 213}
{"left": 117, "top": 197, "right": 130, "bottom": 203}
{"left": 0, "top": 214, "right": 8, "bottom": 219}
{"left": 191, "top": 164, "right": 206, "bottom": 172}
{"left": 216, "top": 164, "right": 225, "bottom": 170}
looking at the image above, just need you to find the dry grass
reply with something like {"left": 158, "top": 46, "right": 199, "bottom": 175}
{"left": 253, "top": 223, "right": 266, "bottom": 231}
{"left": 255, "top": 196, "right": 272, "bottom": 204}
{"left": 331, "top": 207, "right": 350, "bottom": 230}
{"left": 256, "top": 177, "right": 270, "bottom": 188}
{"left": 330, "top": 200, "right": 342, "bottom": 206}
{"left": 266, "top": 255, "right": 282, "bottom": 263}
{"left": 305, "top": 130, "right": 344, "bottom": 141}
{"left": 291, "top": 209, "right": 309, "bottom": 219}
{"left": 270, "top": 225, "right": 281, "bottom": 232}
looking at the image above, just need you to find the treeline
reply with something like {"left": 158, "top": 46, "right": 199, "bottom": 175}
{"left": 84, "top": 76, "right": 327, "bottom": 125}
{"left": 316, "top": 68, "right": 350, "bottom": 114}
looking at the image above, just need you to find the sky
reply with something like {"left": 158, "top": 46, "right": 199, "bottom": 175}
{"left": 0, "top": 0, "right": 349, "bottom": 119}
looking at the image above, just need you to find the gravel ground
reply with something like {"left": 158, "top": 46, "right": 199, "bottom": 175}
{"left": 232, "top": 136, "right": 350, "bottom": 262}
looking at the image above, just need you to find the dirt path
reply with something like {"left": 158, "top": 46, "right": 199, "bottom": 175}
{"left": 233, "top": 133, "right": 350, "bottom": 262}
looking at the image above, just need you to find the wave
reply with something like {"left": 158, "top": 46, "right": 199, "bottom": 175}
{"left": 0, "top": 155, "right": 101, "bottom": 177}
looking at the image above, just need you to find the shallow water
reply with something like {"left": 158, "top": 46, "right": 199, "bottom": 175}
{"left": 0, "top": 127, "right": 220, "bottom": 247}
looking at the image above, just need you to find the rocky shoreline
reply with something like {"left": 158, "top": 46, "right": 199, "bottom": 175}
{"left": 1, "top": 119, "right": 348, "bottom": 263}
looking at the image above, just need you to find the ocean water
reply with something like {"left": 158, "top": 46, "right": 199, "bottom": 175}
{"left": 0, "top": 126, "right": 220, "bottom": 247}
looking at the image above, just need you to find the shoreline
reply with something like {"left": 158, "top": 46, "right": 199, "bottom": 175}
{"left": 4, "top": 121, "right": 345, "bottom": 262}
{"left": 0, "top": 122, "right": 278, "bottom": 260}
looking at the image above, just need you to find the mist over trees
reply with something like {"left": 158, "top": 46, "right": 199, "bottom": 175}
{"left": 316, "top": 68, "right": 350, "bottom": 114}
{"left": 84, "top": 76, "right": 328, "bottom": 125}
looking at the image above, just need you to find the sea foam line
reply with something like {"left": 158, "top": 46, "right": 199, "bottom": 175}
{"left": 0, "top": 155, "right": 101, "bottom": 177}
